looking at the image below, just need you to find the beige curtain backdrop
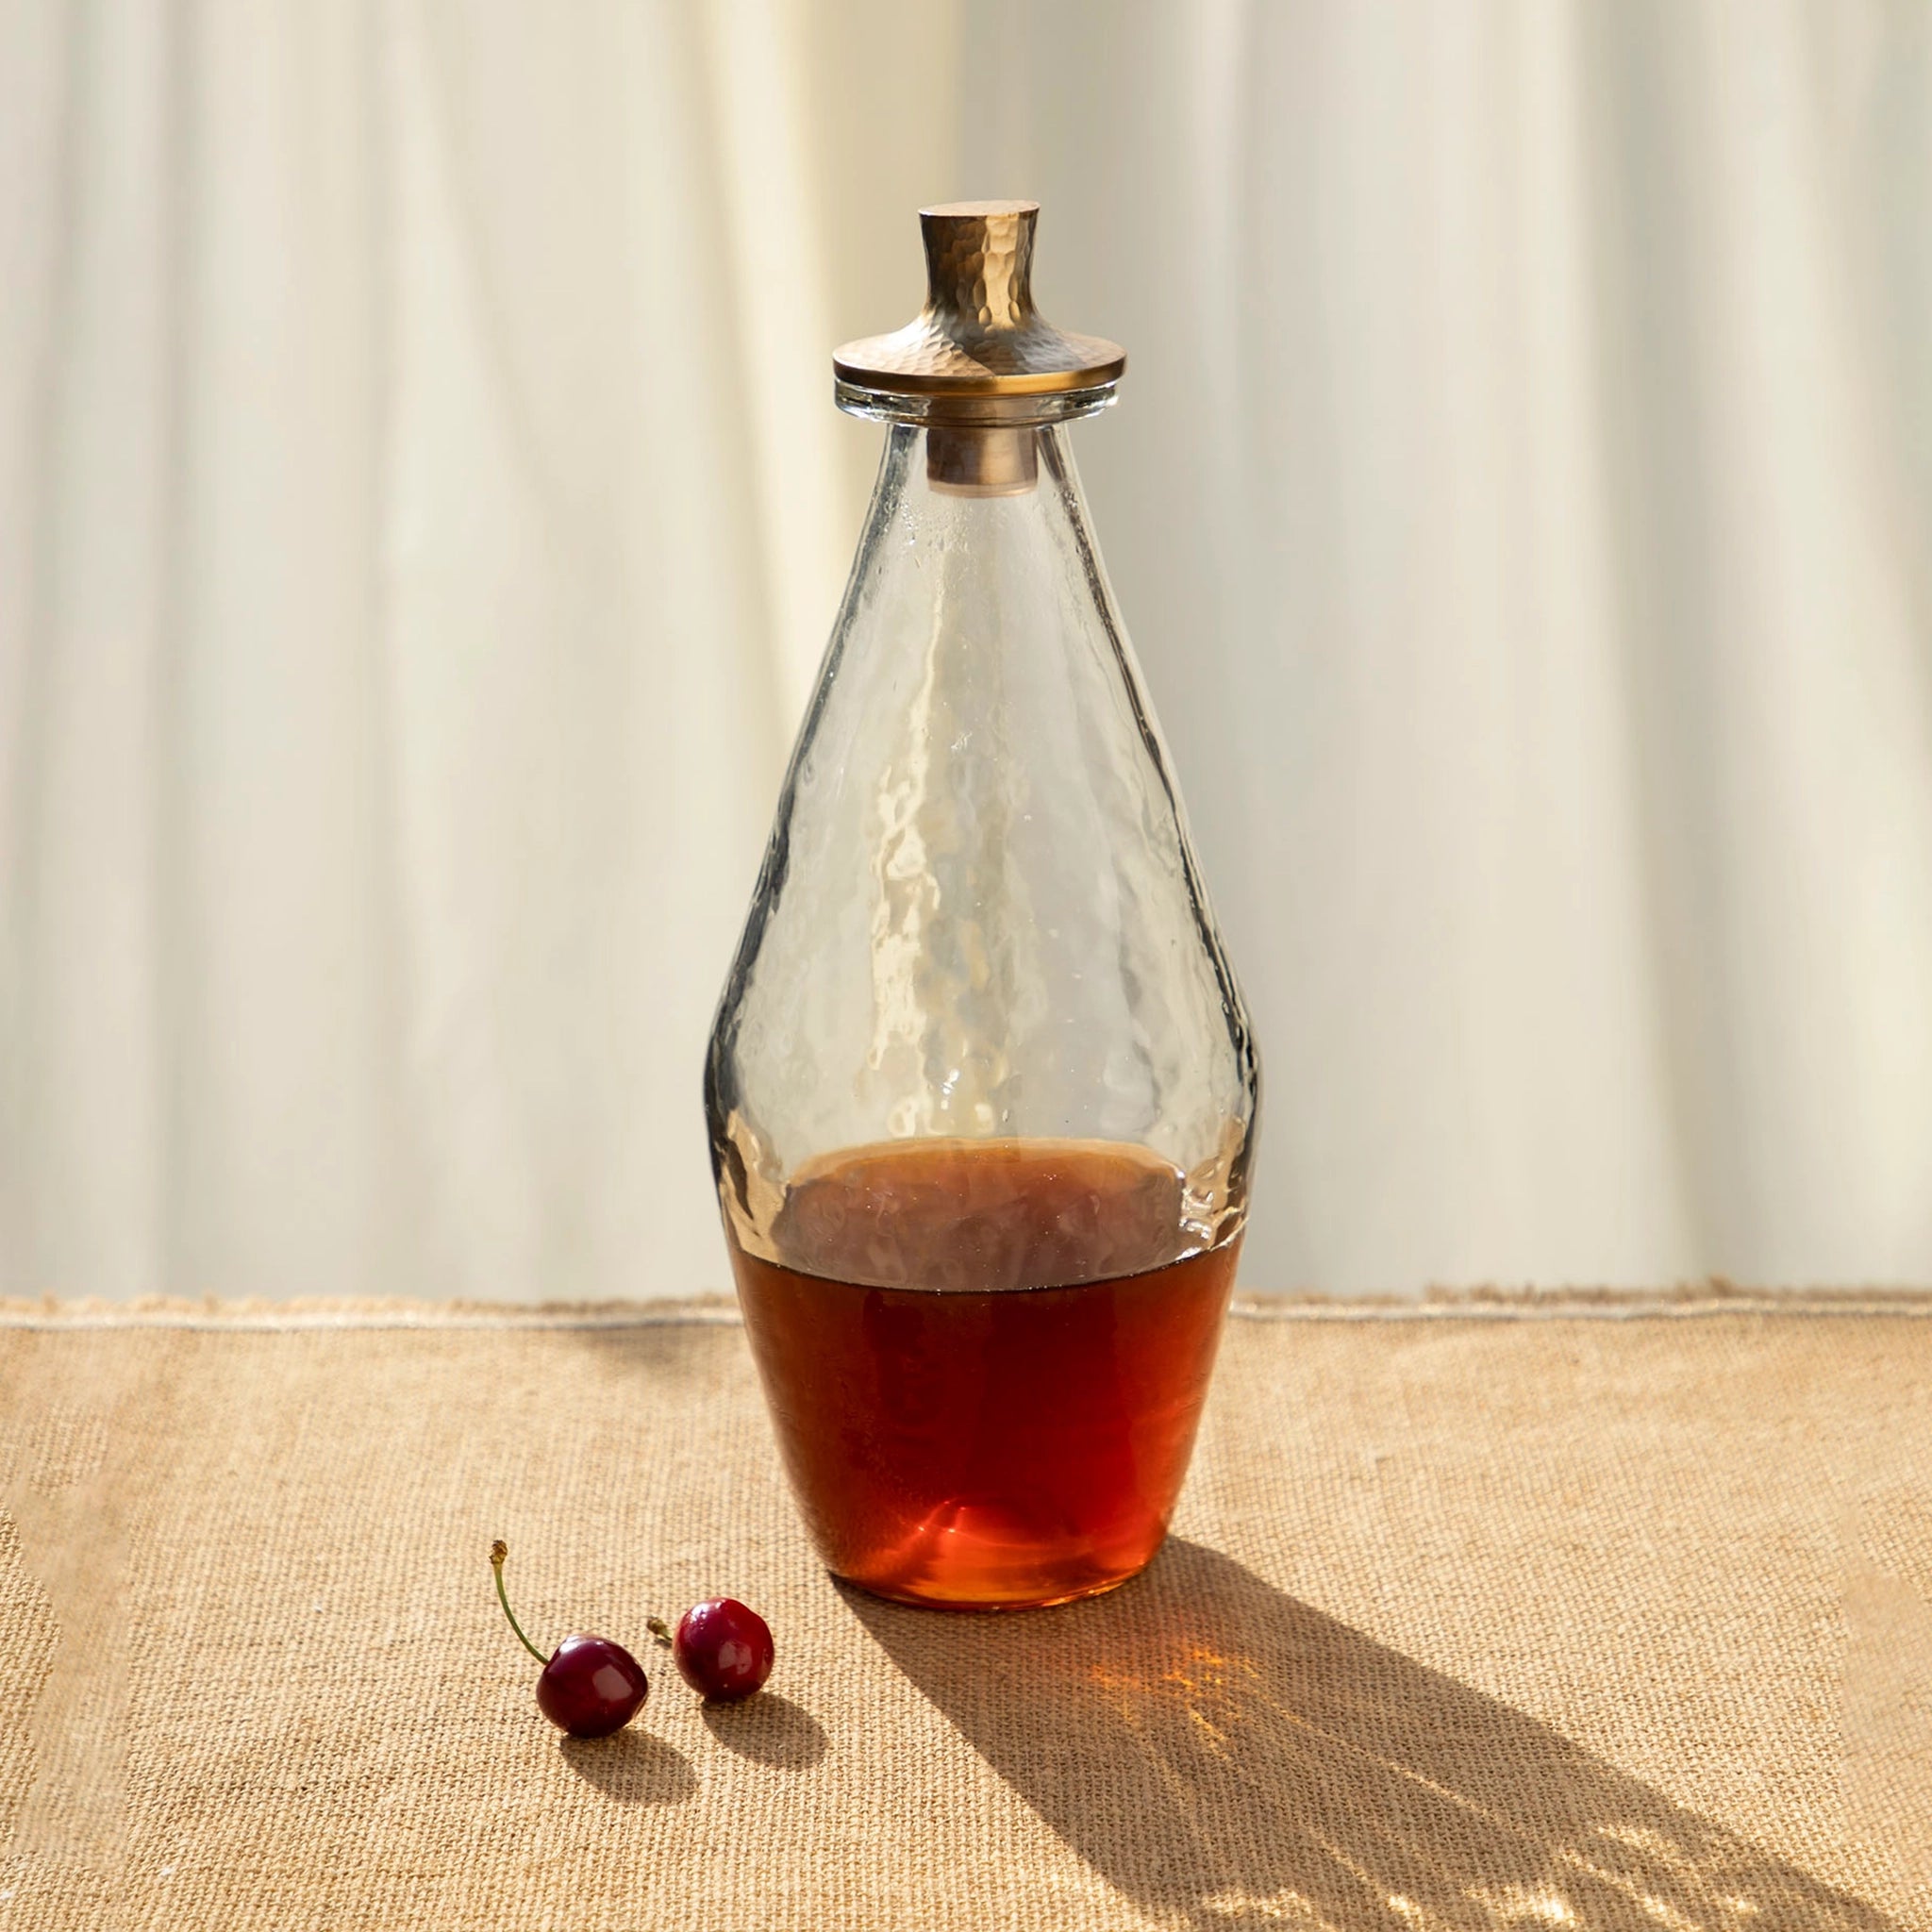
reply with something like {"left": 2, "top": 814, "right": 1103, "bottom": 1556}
{"left": 2, "top": 1, "right": 1928, "bottom": 1303}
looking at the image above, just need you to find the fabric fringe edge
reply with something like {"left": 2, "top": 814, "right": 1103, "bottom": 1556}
{"left": 1, "top": 1281, "right": 1928, "bottom": 1330}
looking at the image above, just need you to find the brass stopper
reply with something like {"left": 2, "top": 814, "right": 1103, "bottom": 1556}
{"left": 834, "top": 200, "right": 1124, "bottom": 495}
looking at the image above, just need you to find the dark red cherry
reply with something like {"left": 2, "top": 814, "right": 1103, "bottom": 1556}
{"left": 536, "top": 1634, "right": 649, "bottom": 1738}
{"left": 673, "top": 1598, "right": 774, "bottom": 1702}
{"left": 491, "top": 1540, "right": 648, "bottom": 1740}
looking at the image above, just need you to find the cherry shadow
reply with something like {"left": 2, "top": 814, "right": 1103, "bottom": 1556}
{"left": 558, "top": 1728, "right": 697, "bottom": 1805}
{"left": 701, "top": 1692, "right": 830, "bottom": 1769}
{"left": 844, "top": 1539, "right": 1896, "bottom": 1931}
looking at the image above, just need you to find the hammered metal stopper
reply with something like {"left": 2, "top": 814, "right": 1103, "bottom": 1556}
{"left": 833, "top": 200, "right": 1124, "bottom": 493}
{"left": 919, "top": 201, "right": 1045, "bottom": 351}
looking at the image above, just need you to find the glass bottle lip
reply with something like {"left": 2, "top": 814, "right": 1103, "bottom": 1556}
{"left": 833, "top": 382, "right": 1120, "bottom": 428}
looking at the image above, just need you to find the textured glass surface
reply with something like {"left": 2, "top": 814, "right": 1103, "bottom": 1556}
{"left": 706, "top": 425, "right": 1257, "bottom": 1284}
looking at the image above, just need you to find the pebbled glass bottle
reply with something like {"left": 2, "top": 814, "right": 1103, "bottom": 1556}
{"left": 705, "top": 201, "right": 1258, "bottom": 1610}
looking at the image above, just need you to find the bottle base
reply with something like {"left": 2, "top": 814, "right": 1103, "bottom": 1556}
{"left": 828, "top": 1551, "right": 1156, "bottom": 1614}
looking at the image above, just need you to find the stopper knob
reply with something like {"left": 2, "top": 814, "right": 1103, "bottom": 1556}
{"left": 833, "top": 200, "right": 1124, "bottom": 414}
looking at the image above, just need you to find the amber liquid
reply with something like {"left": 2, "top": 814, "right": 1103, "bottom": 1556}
{"left": 727, "top": 1139, "right": 1240, "bottom": 1610}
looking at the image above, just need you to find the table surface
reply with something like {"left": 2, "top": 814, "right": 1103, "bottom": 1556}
{"left": 2, "top": 1291, "right": 1928, "bottom": 1931}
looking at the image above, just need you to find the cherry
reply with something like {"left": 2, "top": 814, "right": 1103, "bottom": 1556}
{"left": 651, "top": 1598, "right": 774, "bottom": 1703}
{"left": 536, "top": 1634, "right": 649, "bottom": 1739}
{"left": 491, "top": 1541, "right": 648, "bottom": 1739}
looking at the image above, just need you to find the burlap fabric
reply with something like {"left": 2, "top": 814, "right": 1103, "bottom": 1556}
{"left": 1, "top": 1292, "right": 1926, "bottom": 1930}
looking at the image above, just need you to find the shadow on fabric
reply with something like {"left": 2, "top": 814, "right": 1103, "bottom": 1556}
{"left": 558, "top": 1727, "right": 696, "bottom": 1805}
{"left": 702, "top": 1691, "right": 829, "bottom": 1768}
{"left": 844, "top": 1539, "right": 1893, "bottom": 1931}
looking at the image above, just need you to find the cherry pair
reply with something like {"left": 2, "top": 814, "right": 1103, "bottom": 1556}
{"left": 491, "top": 1541, "right": 774, "bottom": 1739}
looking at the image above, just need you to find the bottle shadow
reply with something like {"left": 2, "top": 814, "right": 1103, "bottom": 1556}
{"left": 843, "top": 1539, "right": 1896, "bottom": 1930}
{"left": 558, "top": 1727, "right": 697, "bottom": 1805}
{"left": 701, "top": 1692, "right": 830, "bottom": 1769}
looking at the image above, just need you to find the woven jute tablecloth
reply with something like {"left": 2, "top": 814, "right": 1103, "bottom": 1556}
{"left": 1, "top": 1291, "right": 1927, "bottom": 1930}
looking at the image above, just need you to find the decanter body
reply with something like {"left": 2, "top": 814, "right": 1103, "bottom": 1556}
{"left": 706, "top": 203, "right": 1257, "bottom": 1609}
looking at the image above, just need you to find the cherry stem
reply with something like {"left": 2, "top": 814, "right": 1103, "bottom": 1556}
{"left": 491, "top": 1540, "right": 550, "bottom": 1665}
{"left": 646, "top": 1616, "right": 674, "bottom": 1650}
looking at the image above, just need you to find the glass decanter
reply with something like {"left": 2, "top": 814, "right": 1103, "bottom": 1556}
{"left": 705, "top": 201, "right": 1257, "bottom": 1610}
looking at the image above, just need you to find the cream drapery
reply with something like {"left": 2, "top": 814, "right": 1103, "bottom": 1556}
{"left": 4, "top": 1, "right": 1928, "bottom": 1300}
